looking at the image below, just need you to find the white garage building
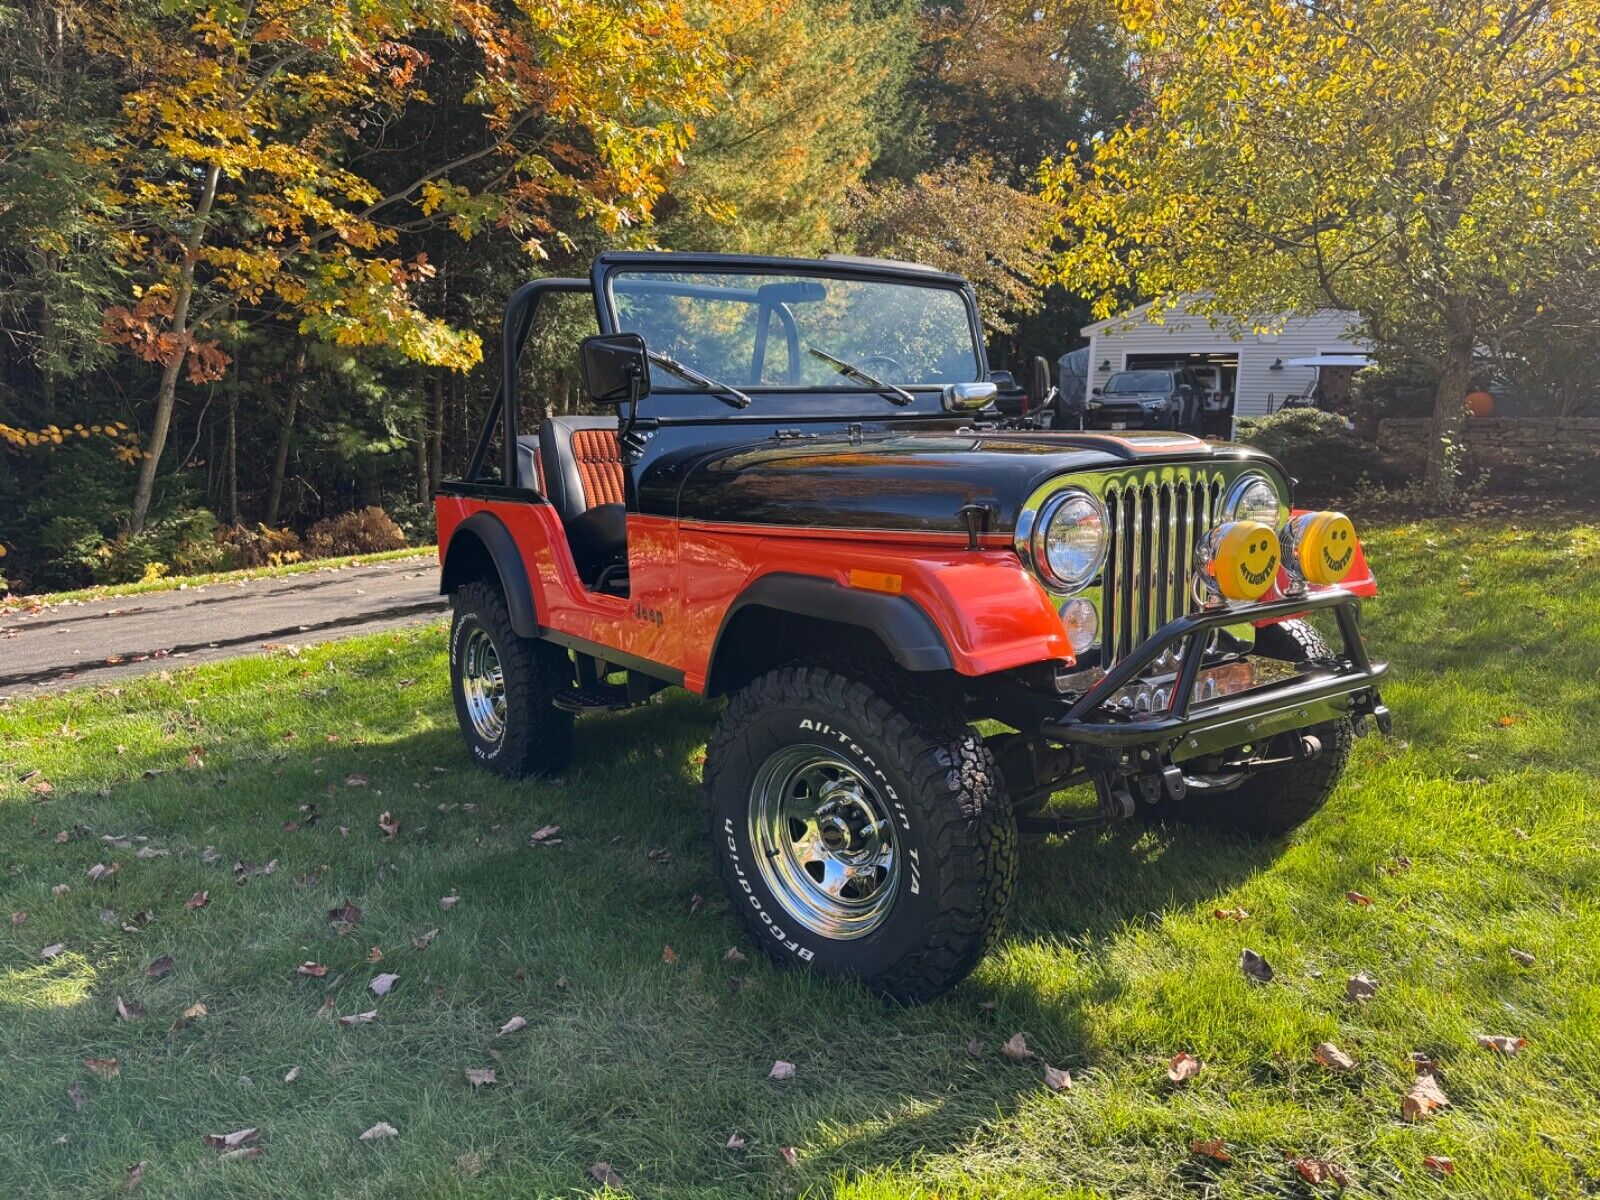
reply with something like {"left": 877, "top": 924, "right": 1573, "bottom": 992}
{"left": 1080, "top": 298, "right": 1371, "bottom": 437}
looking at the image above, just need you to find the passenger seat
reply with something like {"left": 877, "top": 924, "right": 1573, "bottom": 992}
{"left": 538, "top": 416, "right": 627, "bottom": 589}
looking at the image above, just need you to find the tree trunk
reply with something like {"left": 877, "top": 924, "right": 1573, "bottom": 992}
{"left": 1423, "top": 311, "right": 1476, "bottom": 501}
{"left": 128, "top": 162, "right": 222, "bottom": 534}
{"left": 225, "top": 386, "right": 239, "bottom": 525}
{"left": 415, "top": 414, "right": 430, "bottom": 506}
{"left": 429, "top": 372, "right": 444, "bottom": 487}
{"left": 265, "top": 344, "right": 305, "bottom": 526}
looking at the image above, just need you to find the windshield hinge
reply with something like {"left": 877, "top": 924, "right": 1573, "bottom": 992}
{"left": 847, "top": 422, "right": 864, "bottom": 445}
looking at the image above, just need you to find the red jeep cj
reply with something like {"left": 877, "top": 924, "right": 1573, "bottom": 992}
{"left": 436, "top": 253, "right": 1390, "bottom": 1002}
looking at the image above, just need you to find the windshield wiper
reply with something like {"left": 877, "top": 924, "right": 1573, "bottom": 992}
{"left": 807, "top": 347, "right": 914, "bottom": 406}
{"left": 647, "top": 351, "right": 752, "bottom": 409}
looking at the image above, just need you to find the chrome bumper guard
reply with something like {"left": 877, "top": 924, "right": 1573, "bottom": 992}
{"left": 1041, "top": 588, "right": 1389, "bottom": 764}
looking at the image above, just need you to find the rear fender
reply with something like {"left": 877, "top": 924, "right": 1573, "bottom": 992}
{"left": 438, "top": 511, "right": 540, "bottom": 637}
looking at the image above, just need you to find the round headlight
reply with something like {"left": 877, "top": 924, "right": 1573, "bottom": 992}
{"left": 1033, "top": 490, "right": 1108, "bottom": 594}
{"left": 1224, "top": 472, "right": 1282, "bottom": 527}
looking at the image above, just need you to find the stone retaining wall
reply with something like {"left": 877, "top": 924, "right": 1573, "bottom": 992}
{"left": 1377, "top": 417, "right": 1600, "bottom": 468}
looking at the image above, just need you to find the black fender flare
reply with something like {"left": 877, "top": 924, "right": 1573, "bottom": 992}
{"left": 712, "top": 572, "right": 954, "bottom": 678}
{"left": 439, "top": 512, "right": 540, "bottom": 638}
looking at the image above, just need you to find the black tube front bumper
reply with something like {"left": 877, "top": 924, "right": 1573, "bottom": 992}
{"left": 1041, "top": 589, "right": 1389, "bottom": 763}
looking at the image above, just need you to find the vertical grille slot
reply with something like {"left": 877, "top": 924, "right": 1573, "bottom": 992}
{"left": 1100, "top": 472, "right": 1218, "bottom": 665}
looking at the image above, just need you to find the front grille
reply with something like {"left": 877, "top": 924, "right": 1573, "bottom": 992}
{"left": 1101, "top": 472, "right": 1223, "bottom": 663}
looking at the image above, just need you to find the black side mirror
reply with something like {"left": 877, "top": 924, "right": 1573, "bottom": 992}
{"left": 579, "top": 333, "right": 651, "bottom": 405}
{"left": 989, "top": 369, "right": 1017, "bottom": 389}
{"left": 1031, "top": 355, "right": 1052, "bottom": 402}
{"left": 1092, "top": 386, "right": 1103, "bottom": 396}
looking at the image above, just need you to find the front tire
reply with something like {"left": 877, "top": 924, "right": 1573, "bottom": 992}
{"left": 449, "top": 581, "right": 574, "bottom": 778}
{"left": 704, "top": 662, "right": 1016, "bottom": 1004}
{"left": 1146, "top": 620, "right": 1352, "bottom": 836}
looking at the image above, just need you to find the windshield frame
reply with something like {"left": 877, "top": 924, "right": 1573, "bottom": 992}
{"left": 591, "top": 252, "right": 987, "bottom": 396}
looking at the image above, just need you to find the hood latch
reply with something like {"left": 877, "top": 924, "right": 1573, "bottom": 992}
{"left": 956, "top": 501, "right": 998, "bottom": 551}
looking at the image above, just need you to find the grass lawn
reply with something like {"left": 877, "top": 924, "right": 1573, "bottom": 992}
{"left": 2, "top": 519, "right": 1597, "bottom": 1199}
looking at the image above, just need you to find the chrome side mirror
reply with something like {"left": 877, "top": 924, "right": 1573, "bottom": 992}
{"left": 941, "top": 381, "right": 998, "bottom": 412}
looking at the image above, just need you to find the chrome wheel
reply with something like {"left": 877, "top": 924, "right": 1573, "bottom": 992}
{"left": 748, "top": 745, "right": 901, "bottom": 939}
{"left": 460, "top": 627, "right": 506, "bottom": 744}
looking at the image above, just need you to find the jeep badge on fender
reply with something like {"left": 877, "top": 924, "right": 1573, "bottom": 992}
{"left": 434, "top": 252, "right": 1390, "bottom": 1004}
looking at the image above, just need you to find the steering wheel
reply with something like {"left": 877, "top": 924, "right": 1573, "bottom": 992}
{"left": 858, "top": 354, "right": 906, "bottom": 377}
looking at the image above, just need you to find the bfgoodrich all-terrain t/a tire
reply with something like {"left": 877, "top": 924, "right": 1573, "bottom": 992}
{"left": 449, "top": 581, "right": 574, "bottom": 778}
{"left": 704, "top": 661, "right": 1016, "bottom": 1004}
{"left": 1149, "top": 619, "right": 1353, "bottom": 837}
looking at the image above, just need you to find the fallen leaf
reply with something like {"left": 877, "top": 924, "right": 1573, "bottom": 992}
{"left": 87, "top": 862, "right": 121, "bottom": 884}
{"left": 283, "top": 1067, "right": 300, "bottom": 1083}
{"left": 366, "top": 946, "right": 384, "bottom": 963}
{"left": 978, "top": 1000, "right": 997, "bottom": 1014}
{"left": 204, "top": 1128, "right": 260, "bottom": 1151}
{"left": 41, "top": 942, "right": 66, "bottom": 960}
{"left": 647, "top": 847, "right": 672, "bottom": 863}
{"left": 1213, "top": 907, "right": 1249, "bottom": 921}
{"left": 115, "top": 995, "right": 146, "bottom": 1022}
{"left": 769, "top": 1059, "right": 796, "bottom": 1081}
{"left": 1381, "top": 855, "right": 1413, "bottom": 875}
{"left": 966, "top": 1037, "right": 985, "bottom": 1058}
{"left": 589, "top": 1161, "right": 623, "bottom": 1187}
{"left": 68, "top": 1079, "right": 87, "bottom": 1109}
{"left": 359, "top": 1121, "right": 398, "bottom": 1142}
{"left": 1477, "top": 1033, "right": 1526, "bottom": 1057}
{"left": 1347, "top": 972, "right": 1379, "bottom": 1003}
{"left": 554, "top": 975, "right": 569, "bottom": 990}
{"left": 1239, "top": 948, "right": 1274, "bottom": 984}
{"left": 1167, "top": 1052, "right": 1202, "bottom": 1083}
{"left": 1291, "top": 1158, "right": 1349, "bottom": 1188}
{"left": 1001, "top": 1033, "right": 1032, "bottom": 1062}
{"left": 314, "top": 996, "right": 335, "bottom": 1018}
{"left": 338, "top": 1010, "right": 379, "bottom": 1026}
{"left": 776, "top": 1146, "right": 800, "bottom": 1170}
{"left": 689, "top": 893, "right": 704, "bottom": 914}
{"left": 661, "top": 944, "right": 678, "bottom": 965}
{"left": 1424, "top": 1155, "right": 1456, "bottom": 1175}
{"left": 370, "top": 973, "right": 400, "bottom": 997}
{"left": 1402, "top": 1072, "right": 1450, "bottom": 1122}
{"left": 85, "top": 1058, "right": 120, "bottom": 1082}
{"left": 1345, "top": 890, "right": 1373, "bottom": 907}
{"left": 52, "top": 883, "right": 70, "bottom": 897}
{"left": 455, "top": 1151, "right": 482, "bottom": 1177}
{"left": 9, "top": 910, "right": 25, "bottom": 927}
{"left": 412, "top": 929, "right": 439, "bottom": 950}
{"left": 218, "top": 1146, "right": 263, "bottom": 1162}
{"left": 345, "top": 774, "right": 369, "bottom": 787}
{"left": 464, "top": 1067, "right": 496, "bottom": 1088}
{"left": 1509, "top": 947, "right": 1536, "bottom": 967}
{"left": 724, "top": 946, "right": 747, "bottom": 965}
{"left": 327, "top": 901, "right": 362, "bottom": 932}
{"left": 529, "top": 824, "right": 561, "bottom": 845}
{"left": 1190, "top": 1138, "right": 1231, "bottom": 1163}
{"left": 1410, "top": 1051, "right": 1439, "bottom": 1074}
{"left": 726, "top": 1132, "right": 747, "bottom": 1151}
{"left": 439, "top": 893, "right": 460, "bottom": 910}
{"left": 1314, "top": 1042, "right": 1357, "bottom": 1072}
{"left": 377, "top": 811, "right": 399, "bottom": 840}
{"left": 298, "top": 962, "right": 328, "bottom": 978}
{"left": 185, "top": 890, "right": 209, "bottom": 910}
{"left": 1496, "top": 715, "right": 1517, "bottom": 727}
{"left": 146, "top": 954, "right": 175, "bottom": 979}
{"left": 1043, "top": 1064, "right": 1072, "bottom": 1092}
{"left": 135, "top": 846, "right": 167, "bottom": 860}
{"left": 497, "top": 1015, "right": 527, "bottom": 1037}
{"left": 123, "top": 1160, "right": 147, "bottom": 1192}
{"left": 200, "top": 846, "right": 221, "bottom": 863}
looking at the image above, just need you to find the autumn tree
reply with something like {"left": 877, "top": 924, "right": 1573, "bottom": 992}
{"left": 1042, "top": 0, "right": 1600, "bottom": 498}
{"left": 63, "top": 0, "right": 734, "bottom": 532}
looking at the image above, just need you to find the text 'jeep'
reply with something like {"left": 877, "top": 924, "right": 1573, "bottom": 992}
{"left": 435, "top": 254, "right": 1390, "bottom": 1002}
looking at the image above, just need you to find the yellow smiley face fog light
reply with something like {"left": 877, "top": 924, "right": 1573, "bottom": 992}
{"left": 1197, "top": 520, "right": 1281, "bottom": 602}
{"left": 1284, "top": 510, "right": 1357, "bottom": 586}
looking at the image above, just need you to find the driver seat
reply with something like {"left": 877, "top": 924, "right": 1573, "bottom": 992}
{"left": 538, "top": 416, "right": 627, "bottom": 591}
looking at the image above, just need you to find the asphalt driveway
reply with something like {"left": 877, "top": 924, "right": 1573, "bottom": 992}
{"left": 0, "top": 555, "right": 446, "bottom": 698}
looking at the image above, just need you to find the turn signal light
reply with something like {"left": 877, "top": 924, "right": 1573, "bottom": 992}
{"left": 1282, "top": 511, "right": 1357, "bottom": 586}
{"left": 1197, "top": 520, "right": 1281, "bottom": 602}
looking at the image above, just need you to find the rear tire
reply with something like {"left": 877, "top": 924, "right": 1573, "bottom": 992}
{"left": 704, "top": 661, "right": 1015, "bottom": 1004}
{"left": 1146, "top": 620, "right": 1352, "bottom": 837}
{"left": 449, "top": 581, "right": 573, "bottom": 778}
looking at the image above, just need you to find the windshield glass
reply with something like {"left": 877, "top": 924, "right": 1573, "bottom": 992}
{"left": 1105, "top": 370, "right": 1172, "bottom": 394}
{"left": 607, "top": 269, "right": 981, "bottom": 389}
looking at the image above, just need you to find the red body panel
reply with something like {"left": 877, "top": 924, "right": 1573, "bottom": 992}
{"left": 435, "top": 500, "right": 1375, "bottom": 692}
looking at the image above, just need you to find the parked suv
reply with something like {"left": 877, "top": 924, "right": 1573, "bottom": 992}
{"left": 1089, "top": 367, "right": 1206, "bottom": 432}
{"left": 436, "top": 253, "right": 1389, "bottom": 1002}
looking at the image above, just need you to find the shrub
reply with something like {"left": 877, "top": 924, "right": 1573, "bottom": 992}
{"left": 219, "top": 523, "right": 304, "bottom": 568}
{"left": 304, "top": 506, "right": 408, "bottom": 557}
{"left": 1235, "top": 408, "right": 1399, "bottom": 499}
{"left": 91, "top": 508, "right": 235, "bottom": 584}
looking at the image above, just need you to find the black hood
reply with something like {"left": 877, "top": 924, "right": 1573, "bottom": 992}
{"left": 647, "top": 428, "right": 1261, "bottom": 534}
